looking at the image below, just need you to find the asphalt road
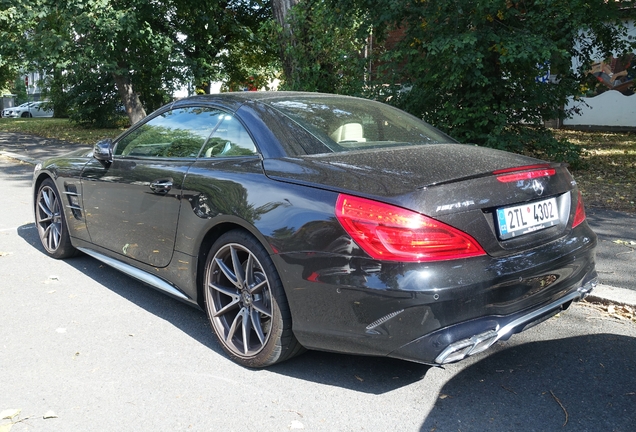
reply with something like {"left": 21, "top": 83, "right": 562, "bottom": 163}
{"left": 586, "top": 208, "right": 636, "bottom": 291}
{"left": 1, "top": 155, "right": 635, "bottom": 431}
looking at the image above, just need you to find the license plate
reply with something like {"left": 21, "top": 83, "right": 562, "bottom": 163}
{"left": 497, "top": 197, "right": 559, "bottom": 240}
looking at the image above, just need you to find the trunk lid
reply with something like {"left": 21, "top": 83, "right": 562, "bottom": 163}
{"left": 263, "top": 144, "right": 578, "bottom": 255}
{"left": 263, "top": 144, "right": 543, "bottom": 197}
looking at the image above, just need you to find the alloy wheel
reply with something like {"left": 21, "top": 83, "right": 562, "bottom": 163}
{"left": 36, "top": 184, "right": 63, "bottom": 253}
{"left": 206, "top": 243, "right": 273, "bottom": 358}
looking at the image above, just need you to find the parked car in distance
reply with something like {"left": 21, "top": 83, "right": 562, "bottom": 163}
{"left": 5, "top": 101, "right": 53, "bottom": 118}
{"left": 2, "top": 102, "right": 32, "bottom": 118}
{"left": 32, "top": 92, "right": 598, "bottom": 368}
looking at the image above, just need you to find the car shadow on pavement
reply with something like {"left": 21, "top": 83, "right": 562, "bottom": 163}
{"left": 19, "top": 223, "right": 432, "bottom": 394}
{"left": 271, "top": 350, "right": 432, "bottom": 394}
{"left": 420, "top": 333, "right": 636, "bottom": 431}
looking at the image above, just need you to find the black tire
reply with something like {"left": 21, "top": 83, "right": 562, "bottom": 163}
{"left": 21, "top": 112, "right": 31, "bottom": 118}
{"left": 203, "top": 230, "right": 303, "bottom": 367}
{"left": 35, "top": 178, "right": 78, "bottom": 259}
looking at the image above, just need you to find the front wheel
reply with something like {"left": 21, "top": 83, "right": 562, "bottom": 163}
{"left": 35, "top": 178, "right": 78, "bottom": 259}
{"left": 204, "top": 230, "right": 303, "bottom": 367}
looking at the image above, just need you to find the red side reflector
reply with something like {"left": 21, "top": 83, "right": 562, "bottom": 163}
{"left": 494, "top": 164, "right": 556, "bottom": 183}
{"left": 335, "top": 194, "right": 486, "bottom": 262}
{"left": 573, "top": 190, "right": 586, "bottom": 228}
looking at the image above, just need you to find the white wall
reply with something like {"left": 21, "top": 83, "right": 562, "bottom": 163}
{"left": 564, "top": 91, "right": 636, "bottom": 127}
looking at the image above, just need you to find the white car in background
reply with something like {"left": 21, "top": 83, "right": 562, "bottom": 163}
{"left": 2, "top": 102, "right": 32, "bottom": 117}
{"left": 3, "top": 101, "right": 53, "bottom": 118}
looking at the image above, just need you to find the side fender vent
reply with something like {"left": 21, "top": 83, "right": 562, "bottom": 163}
{"left": 63, "top": 184, "right": 83, "bottom": 220}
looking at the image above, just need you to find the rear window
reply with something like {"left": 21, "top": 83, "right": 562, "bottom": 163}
{"left": 267, "top": 96, "right": 456, "bottom": 154}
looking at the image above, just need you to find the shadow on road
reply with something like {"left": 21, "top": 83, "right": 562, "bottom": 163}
{"left": 0, "top": 157, "right": 35, "bottom": 185}
{"left": 18, "top": 222, "right": 431, "bottom": 394}
{"left": 270, "top": 350, "right": 431, "bottom": 394}
{"left": 421, "top": 333, "right": 636, "bottom": 431}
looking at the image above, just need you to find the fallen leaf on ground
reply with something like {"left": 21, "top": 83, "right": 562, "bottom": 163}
{"left": 613, "top": 239, "right": 636, "bottom": 247}
{"left": 43, "top": 276, "right": 60, "bottom": 285}
{"left": 0, "top": 410, "right": 20, "bottom": 420}
{"left": 580, "top": 301, "right": 636, "bottom": 322}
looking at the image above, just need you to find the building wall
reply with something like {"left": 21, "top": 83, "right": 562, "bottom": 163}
{"left": 564, "top": 91, "right": 636, "bottom": 128}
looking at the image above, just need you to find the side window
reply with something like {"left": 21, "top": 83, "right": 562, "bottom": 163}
{"left": 201, "top": 115, "right": 258, "bottom": 158}
{"left": 115, "top": 107, "right": 223, "bottom": 158}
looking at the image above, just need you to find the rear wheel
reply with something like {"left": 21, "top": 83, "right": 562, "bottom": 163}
{"left": 35, "top": 178, "right": 78, "bottom": 259}
{"left": 203, "top": 230, "right": 303, "bottom": 367}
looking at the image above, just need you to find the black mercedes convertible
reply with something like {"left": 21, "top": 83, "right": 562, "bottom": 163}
{"left": 33, "top": 92, "right": 597, "bottom": 367}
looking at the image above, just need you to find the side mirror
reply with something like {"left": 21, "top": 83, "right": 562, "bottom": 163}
{"left": 93, "top": 139, "right": 114, "bottom": 164}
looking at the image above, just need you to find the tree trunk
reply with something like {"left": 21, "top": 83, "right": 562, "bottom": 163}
{"left": 273, "top": 0, "right": 299, "bottom": 28}
{"left": 273, "top": 0, "right": 300, "bottom": 83}
{"left": 113, "top": 72, "right": 146, "bottom": 125}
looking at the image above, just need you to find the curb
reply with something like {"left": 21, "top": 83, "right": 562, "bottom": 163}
{"left": 587, "top": 284, "right": 636, "bottom": 308}
{"left": 2, "top": 150, "right": 633, "bottom": 308}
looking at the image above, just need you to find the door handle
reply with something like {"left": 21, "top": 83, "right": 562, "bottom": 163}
{"left": 149, "top": 178, "right": 173, "bottom": 194}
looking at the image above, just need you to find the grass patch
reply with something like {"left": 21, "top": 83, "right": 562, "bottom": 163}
{"left": 555, "top": 130, "right": 636, "bottom": 213}
{"left": 0, "top": 117, "right": 124, "bottom": 145}
{"left": 1, "top": 118, "right": 634, "bottom": 213}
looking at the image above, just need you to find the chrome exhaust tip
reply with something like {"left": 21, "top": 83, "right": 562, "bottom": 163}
{"left": 434, "top": 329, "right": 499, "bottom": 364}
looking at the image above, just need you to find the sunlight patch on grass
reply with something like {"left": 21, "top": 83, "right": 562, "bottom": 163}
{"left": 554, "top": 130, "right": 636, "bottom": 212}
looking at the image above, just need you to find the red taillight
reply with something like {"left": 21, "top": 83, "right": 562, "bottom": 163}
{"left": 573, "top": 190, "right": 586, "bottom": 228}
{"left": 494, "top": 164, "right": 556, "bottom": 183}
{"left": 335, "top": 194, "right": 486, "bottom": 262}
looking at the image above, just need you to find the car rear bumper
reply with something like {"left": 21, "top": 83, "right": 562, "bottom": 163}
{"left": 390, "top": 271, "right": 597, "bottom": 365}
{"left": 275, "top": 222, "right": 597, "bottom": 364}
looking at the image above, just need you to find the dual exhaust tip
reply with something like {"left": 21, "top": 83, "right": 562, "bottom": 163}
{"left": 434, "top": 278, "right": 598, "bottom": 365}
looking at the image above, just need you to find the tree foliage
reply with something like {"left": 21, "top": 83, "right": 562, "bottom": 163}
{"left": 0, "top": 2, "right": 29, "bottom": 94}
{"left": 1, "top": 0, "right": 271, "bottom": 125}
{"left": 273, "top": 0, "right": 369, "bottom": 94}
{"left": 220, "top": 21, "right": 280, "bottom": 92}
{"left": 174, "top": 0, "right": 274, "bottom": 91}
{"left": 356, "top": 0, "right": 635, "bottom": 164}
{"left": 276, "top": 0, "right": 634, "bottom": 165}
{"left": 274, "top": 0, "right": 369, "bottom": 94}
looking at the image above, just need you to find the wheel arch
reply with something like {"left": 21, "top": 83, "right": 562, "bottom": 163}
{"left": 194, "top": 221, "right": 279, "bottom": 310}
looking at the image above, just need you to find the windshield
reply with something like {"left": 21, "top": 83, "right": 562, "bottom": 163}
{"left": 267, "top": 96, "right": 456, "bottom": 154}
